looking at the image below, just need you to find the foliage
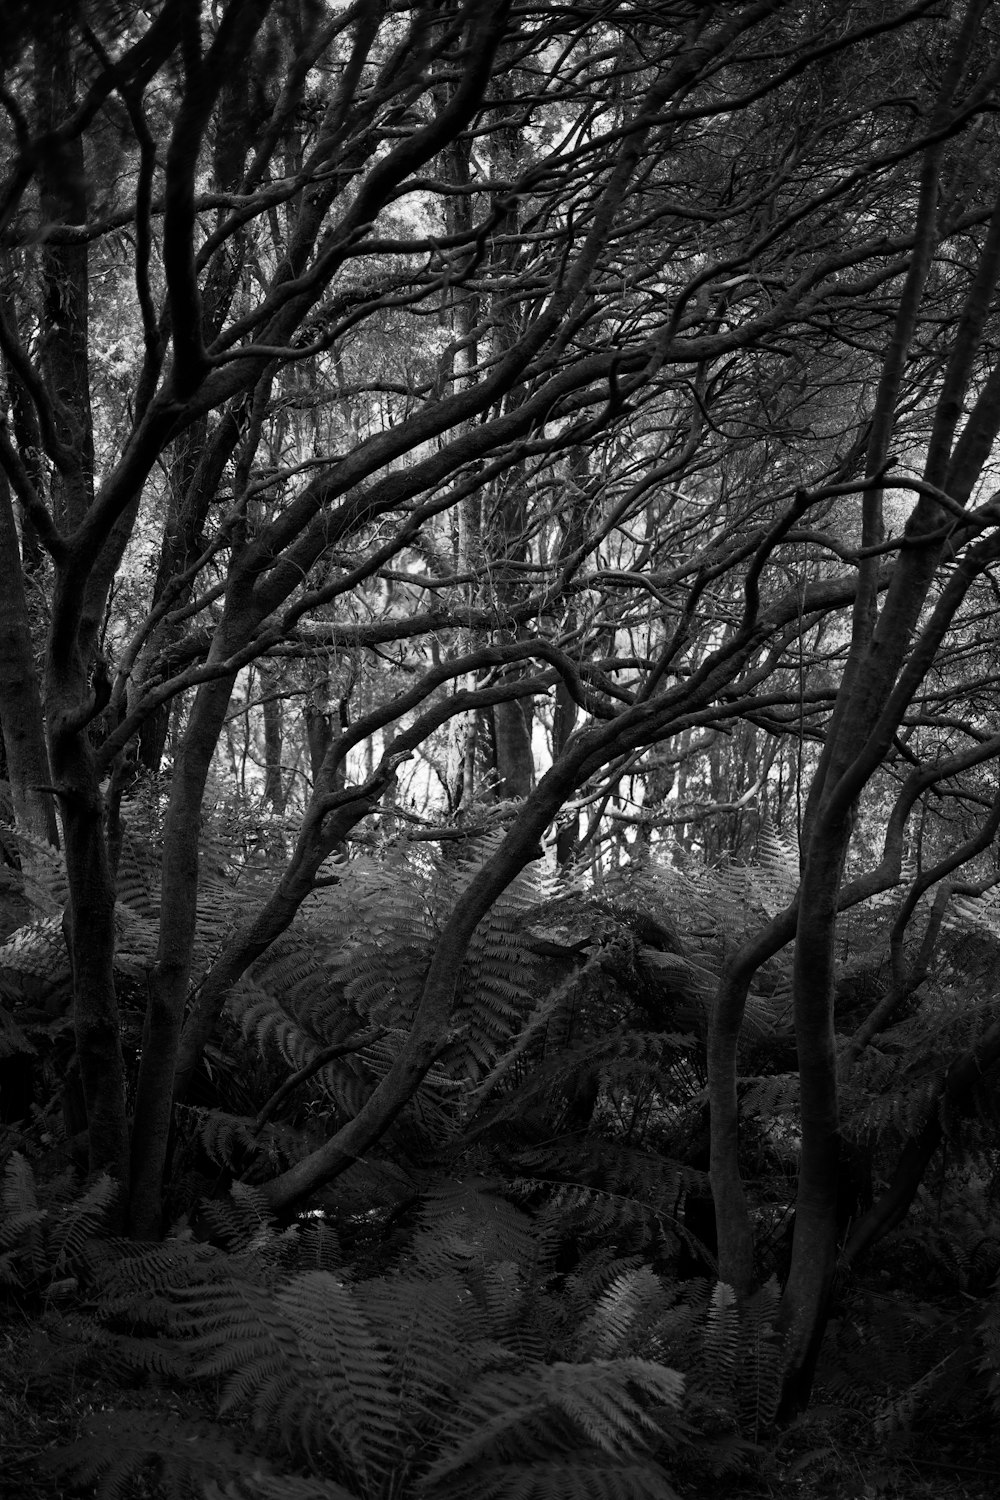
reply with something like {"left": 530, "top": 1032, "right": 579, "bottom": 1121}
{"left": 41, "top": 1182, "right": 692, "bottom": 1500}
{"left": 0, "top": 1151, "right": 116, "bottom": 1295}
{"left": 5, "top": 832, "right": 1000, "bottom": 1494}
{"left": 6, "top": 1, "right": 1000, "bottom": 1490}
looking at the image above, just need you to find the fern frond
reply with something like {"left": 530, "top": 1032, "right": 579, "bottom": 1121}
{"left": 735, "top": 1279, "right": 784, "bottom": 1440}
{"left": 93, "top": 1235, "right": 227, "bottom": 1327}
{"left": 0, "top": 915, "right": 68, "bottom": 983}
{"left": 87, "top": 1325, "right": 190, "bottom": 1380}
{"left": 197, "top": 1180, "right": 280, "bottom": 1251}
{"left": 357, "top": 1270, "right": 477, "bottom": 1421}
{"left": 428, "top": 1457, "right": 681, "bottom": 1500}
{"left": 701, "top": 1283, "right": 740, "bottom": 1407}
{"left": 237, "top": 981, "right": 323, "bottom": 1070}
{"left": 0, "top": 1210, "right": 46, "bottom": 1286}
{"left": 177, "top": 1269, "right": 396, "bottom": 1491}
{"left": 194, "top": 879, "right": 243, "bottom": 960}
{"left": 1, "top": 1149, "right": 38, "bottom": 1214}
{"left": 50, "top": 1409, "right": 278, "bottom": 1500}
{"left": 0, "top": 1000, "right": 35, "bottom": 1057}
{"left": 113, "top": 902, "right": 161, "bottom": 979}
{"left": 181, "top": 1104, "right": 263, "bottom": 1172}
{"left": 575, "top": 1266, "right": 668, "bottom": 1359}
{"left": 741, "top": 1073, "right": 799, "bottom": 1124}
{"left": 540, "top": 1359, "right": 685, "bottom": 1454}
{"left": 842, "top": 1074, "right": 940, "bottom": 1145}
{"left": 292, "top": 1215, "right": 342, "bottom": 1274}
{"left": 411, "top": 1182, "right": 553, "bottom": 1282}
{"left": 430, "top": 1358, "right": 684, "bottom": 1479}
{"left": 234, "top": 976, "right": 362, "bottom": 1093}
{"left": 251, "top": 930, "right": 348, "bottom": 1032}
{"left": 0, "top": 1152, "right": 52, "bottom": 1286}
{"left": 515, "top": 1141, "right": 704, "bottom": 1259}
{"left": 11, "top": 830, "right": 70, "bottom": 913}
{"left": 978, "top": 1277, "right": 1000, "bottom": 1414}
{"left": 470, "top": 946, "right": 606, "bottom": 1108}
{"left": 114, "top": 832, "right": 161, "bottom": 921}
{"left": 49, "top": 1171, "right": 117, "bottom": 1272}
{"left": 753, "top": 821, "right": 800, "bottom": 913}
{"left": 205, "top": 1475, "right": 361, "bottom": 1500}
{"left": 276, "top": 1270, "right": 397, "bottom": 1485}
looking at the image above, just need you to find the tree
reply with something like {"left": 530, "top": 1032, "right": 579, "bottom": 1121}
{"left": 5, "top": 0, "right": 1000, "bottom": 1419}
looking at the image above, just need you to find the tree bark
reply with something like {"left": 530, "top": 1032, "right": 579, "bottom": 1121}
{"left": 129, "top": 662, "right": 238, "bottom": 1235}
{"left": 259, "top": 661, "right": 285, "bottom": 813}
{"left": 47, "top": 694, "right": 129, "bottom": 1185}
{"left": 0, "top": 473, "right": 58, "bottom": 844}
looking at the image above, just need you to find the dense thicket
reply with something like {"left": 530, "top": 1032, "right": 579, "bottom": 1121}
{"left": 4, "top": 0, "right": 1000, "bottom": 1461}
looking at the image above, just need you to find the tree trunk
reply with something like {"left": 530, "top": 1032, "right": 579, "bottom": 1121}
{"left": 47, "top": 699, "right": 129, "bottom": 1186}
{"left": 777, "top": 827, "right": 849, "bottom": 1410}
{"left": 0, "top": 473, "right": 58, "bottom": 844}
{"left": 259, "top": 662, "right": 285, "bottom": 813}
{"left": 129, "top": 667, "right": 238, "bottom": 1236}
{"left": 493, "top": 698, "right": 534, "bottom": 799}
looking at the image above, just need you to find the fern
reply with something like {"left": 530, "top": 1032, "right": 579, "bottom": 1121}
{"left": 0, "top": 914, "right": 68, "bottom": 986}
{"left": 92, "top": 1235, "right": 231, "bottom": 1333}
{"left": 430, "top": 1460, "right": 681, "bottom": 1500}
{"left": 9, "top": 827, "right": 70, "bottom": 913}
{"left": 575, "top": 1265, "right": 667, "bottom": 1360}
{"left": 291, "top": 1214, "right": 343, "bottom": 1274}
{"left": 701, "top": 1282, "right": 740, "bottom": 1409}
{"left": 426, "top": 1359, "right": 684, "bottom": 1480}
{"left": 113, "top": 830, "right": 162, "bottom": 921}
{"left": 569, "top": 1269, "right": 785, "bottom": 1463}
{"left": 754, "top": 820, "right": 800, "bottom": 911}
{"left": 182, "top": 1271, "right": 397, "bottom": 1488}
{"left": 0, "top": 999, "right": 35, "bottom": 1057}
{"left": 196, "top": 1180, "right": 280, "bottom": 1250}
{"left": 978, "top": 1275, "right": 1000, "bottom": 1415}
{"left": 410, "top": 1180, "right": 554, "bottom": 1279}
{"left": 180, "top": 1103, "right": 268, "bottom": 1172}
{"left": 470, "top": 944, "right": 608, "bottom": 1109}
{"left": 49, "top": 1171, "right": 118, "bottom": 1273}
{"left": 819, "top": 1285, "right": 979, "bottom": 1438}
{"left": 0, "top": 1151, "right": 46, "bottom": 1287}
{"left": 735, "top": 1280, "right": 785, "bottom": 1441}
{"left": 0, "top": 1151, "right": 116, "bottom": 1291}
{"left": 46, "top": 1181, "right": 692, "bottom": 1500}
{"left": 50, "top": 1409, "right": 302, "bottom": 1500}
{"left": 1, "top": 1146, "right": 39, "bottom": 1214}
{"left": 205, "top": 1476, "right": 361, "bottom": 1500}
{"left": 112, "top": 900, "right": 161, "bottom": 980}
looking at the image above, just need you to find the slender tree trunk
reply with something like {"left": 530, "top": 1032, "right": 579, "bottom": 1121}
{"left": 492, "top": 699, "right": 534, "bottom": 798}
{"left": 47, "top": 682, "right": 129, "bottom": 1185}
{"left": 129, "top": 665, "right": 238, "bottom": 1235}
{"left": 33, "top": 29, "right": 129, "bottom": 1190}
{"left": 552, "top": 679, "right": 578, "bottom": 866}
{"left": 260, "top": 662, "right": 285, "bottom": 812}
{"left": 35, "top": 35, "right": 93, "bottom": 537}
{"left": 0, "top": 474, "right": 58, "bottom": 844}
{"left": 709, "top": 904, "right": 800, "bottom": 1294}
{"left": 777, "top": 826, "right": 849, "bottom": 1410}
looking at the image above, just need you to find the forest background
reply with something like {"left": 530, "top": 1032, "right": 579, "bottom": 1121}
{"left": 5, "top": 1, "right": 1000, "bottom": 1496}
